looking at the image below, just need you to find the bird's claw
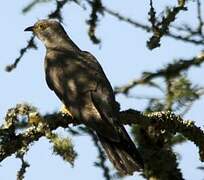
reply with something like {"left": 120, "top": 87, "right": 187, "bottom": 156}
{"left": 59, "top": 104, "right": 73, "bottom": 118}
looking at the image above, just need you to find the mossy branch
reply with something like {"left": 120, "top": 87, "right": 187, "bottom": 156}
{"left": 1, "top": 104, "right": 204, "bottom": 164}
{"left": 120, "top": 109, "right": 204, "bottom": 161}
{"left": 147, "top": 0, "right": 187, "bottom": 49}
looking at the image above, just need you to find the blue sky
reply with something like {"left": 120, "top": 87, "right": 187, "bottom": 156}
{"left": 0, "top": 1, "right": 203, "bottom": 180}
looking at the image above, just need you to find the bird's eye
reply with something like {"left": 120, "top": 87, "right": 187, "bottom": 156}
{"left": 38, "top": 24, "right": 46, "bottom": 30}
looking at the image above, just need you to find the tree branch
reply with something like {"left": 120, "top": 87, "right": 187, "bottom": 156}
{"left": 115, "top": 54, "right": 204, "bottom": 94}
{"left": 0, "top": 108, "right": 78, "bottom": 162}
{"left": 86, "top": 0, "right": 103, "bottom": 44}
{"left": 5, "top": 36, "right": 37, "bottom": 72}
{"left": 103, "top": 4, "right": 204, "bottom": 46}
{"left": 1, "top": 104, "right": 204, "bottom": 164}
{"left": 120, "top": 109, "right": 204, "bottom": 161}
{"left": 147, "top": 0, "right": 187, "bottom": 49}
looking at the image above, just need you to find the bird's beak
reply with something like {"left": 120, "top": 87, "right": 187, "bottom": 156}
{"left": 24, "top": 26, "right": 34, "bottom": 32}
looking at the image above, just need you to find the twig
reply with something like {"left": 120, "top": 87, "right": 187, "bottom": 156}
{"left": 103, "top": 4, "right": 204, "bottom": 46}
{"left": 147, "top": 0, "right": 187, "bottom": 49}
{"left": 196, "top": 0, "right": 203, "bottom": 34}
{"left": 115, "top": 55, "right": 204, "bottom": 94}
{"left": 81, "top": 127, "right": 111, "bottom": 180}
{"left": 48, "top": 0, "right": 69, "bottom": 22}
{"left": 86, "top": 0, "right": 103, "bottom": 44}
{"left": 5, "top": 36, "right": 37, "bottom": 72}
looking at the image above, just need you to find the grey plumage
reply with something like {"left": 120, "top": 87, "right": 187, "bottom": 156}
{"left": 25, "top": 19, "right": 144, "bottom": 175}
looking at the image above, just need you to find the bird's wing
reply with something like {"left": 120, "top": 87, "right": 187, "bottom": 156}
{"left": 81, "top": 50, "right": 119, "bottom": 116}
{"left": 45, "top": 69, "right": 54, "bottom": 91}
{"left": 81, "top": 51, "right": 121, "bottom": 140}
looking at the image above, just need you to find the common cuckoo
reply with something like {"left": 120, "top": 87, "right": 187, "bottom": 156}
{"left": 25, "top": 19, "right": 143, "bottom": 175}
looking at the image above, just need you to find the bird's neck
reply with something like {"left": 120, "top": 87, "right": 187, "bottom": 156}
{"left": 43, "top": 34, "right": 80, "bottom": 52}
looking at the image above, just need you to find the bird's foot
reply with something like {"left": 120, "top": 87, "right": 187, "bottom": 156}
{"left": 59, "top": 104, "right": 73, "bottom": 118}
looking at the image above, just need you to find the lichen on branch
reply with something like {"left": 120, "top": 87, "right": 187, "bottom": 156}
{"left": 0, "top": 103, "right": 204, "bottom": 171}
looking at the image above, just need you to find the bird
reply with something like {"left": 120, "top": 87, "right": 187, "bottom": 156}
{"left": 24, "top": 19, "right": 144, "bottom": 175}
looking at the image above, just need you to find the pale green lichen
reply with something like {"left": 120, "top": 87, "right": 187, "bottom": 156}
{"left": 48, "top": 133, "right": 77, "bottom": 166}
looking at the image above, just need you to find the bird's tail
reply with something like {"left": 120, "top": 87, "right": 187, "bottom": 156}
{"left": 97, "top": 126, "right": 144, "bottom": 175}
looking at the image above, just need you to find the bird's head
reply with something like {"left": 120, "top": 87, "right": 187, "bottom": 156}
{"left": 24, "top": 19, "right": 69, "bottom": 48}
